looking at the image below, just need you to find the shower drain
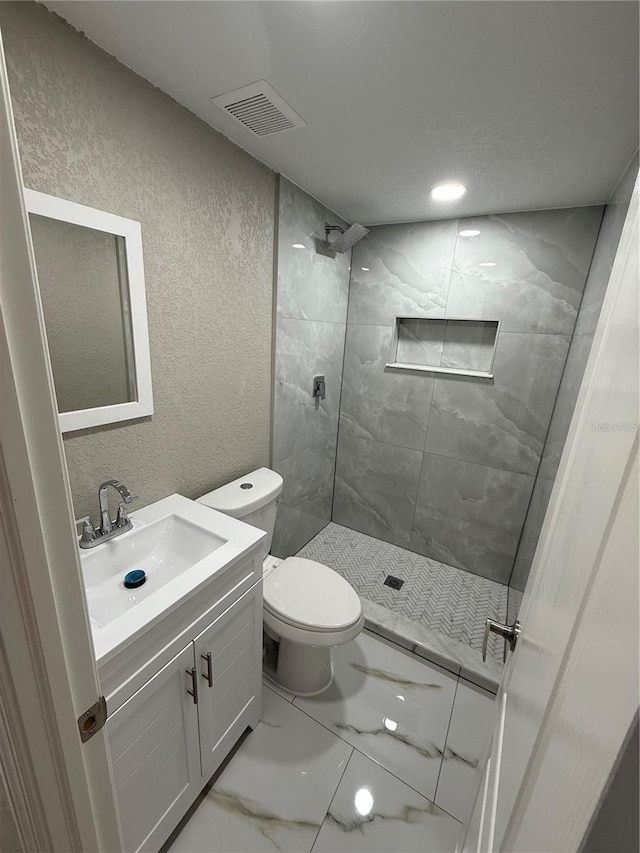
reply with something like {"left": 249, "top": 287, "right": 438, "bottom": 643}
{"left": 384, "top": 574, "right": 404, "bottom": 590}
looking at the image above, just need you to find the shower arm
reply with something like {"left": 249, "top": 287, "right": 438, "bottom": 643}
{"left": 325, "top": 223, "right": 345, "bottom": 240}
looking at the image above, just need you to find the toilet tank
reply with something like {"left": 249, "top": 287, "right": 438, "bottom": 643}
{"left": 197, "top": 467, "right": 283, "bottom": 560}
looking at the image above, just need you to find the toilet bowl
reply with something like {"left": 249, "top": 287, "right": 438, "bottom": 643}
{"left": 197, "top": 468, "right": 363, "bottom": 695}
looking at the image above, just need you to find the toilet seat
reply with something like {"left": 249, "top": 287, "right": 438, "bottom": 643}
{"left": 263, "top": 557, "right": 362, "bottom": 633}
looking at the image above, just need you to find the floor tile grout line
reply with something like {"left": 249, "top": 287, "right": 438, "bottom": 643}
{"left": 289, "top": 688, "right": 458, "bottom": 810}
{"left": 433, "top": 676, "right": 460, "bottom": 805}
{"left": 308, "top": 746, "right": 356, "bottom": 853}
{"left": 264, "top": 678, "right": 465, "bottom": 828}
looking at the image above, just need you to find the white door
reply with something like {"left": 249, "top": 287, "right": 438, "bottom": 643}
{"left": 194, "top": 583, "right": 263, "bottom": 781}
{"left": 462, "top": 176, "right": 639, "bottom": 852}
{"left": 107, "top": 644, "right": 201, "bottom": 853}
{"left": 0, "top": 28, "right": 122, "bottom": 852}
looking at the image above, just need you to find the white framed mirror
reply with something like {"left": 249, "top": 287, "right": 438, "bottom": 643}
{"left": 24, "top": 189, "right": 153, "bottom": 432}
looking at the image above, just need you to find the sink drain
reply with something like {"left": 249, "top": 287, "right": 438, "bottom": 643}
{"left": 124, "top": 569, "right": 146, "bottom": 589}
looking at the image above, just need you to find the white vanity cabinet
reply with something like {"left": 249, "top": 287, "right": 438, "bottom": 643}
{"left": 194, "top": 586, "right": 262, "bottom": 781}
{"left": 107, "top": 644, "right": 201, "bottom": 853}
{"left": 105, "top": 580, "right": 263, "bottom": 853}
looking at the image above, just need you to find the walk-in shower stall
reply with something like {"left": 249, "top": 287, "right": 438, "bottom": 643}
{"left": 272, "top": 161, "right": 637, "bottom": 676}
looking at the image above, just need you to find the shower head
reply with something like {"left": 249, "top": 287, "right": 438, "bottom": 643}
{"left": 320, "top": 221, "right": 370, "bottom": 255}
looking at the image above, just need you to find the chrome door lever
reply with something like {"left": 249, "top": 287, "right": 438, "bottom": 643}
{"left": 483, "top": 618, "right": 521, "bottom": 662}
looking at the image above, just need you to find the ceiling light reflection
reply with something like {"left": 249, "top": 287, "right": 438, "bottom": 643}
{"left": 354, "top": 787, "right": 374, "bottom": 816}
{"left": 383, "top": 717, "right": 398, "bottom": 732}
{"left": 479, "top": 262, "right": 496, "bottom": 267}
{"left": 292, "top": 243, "right": 306, "bottom": 249}
{"left": 430, "top": 182, "right": 467, "bottom": 202}
{"left": 361, "top": 267, "right": 370, "bottom": 271}
{"left": 459, "top": 229, "right": 481, "bottom": 237}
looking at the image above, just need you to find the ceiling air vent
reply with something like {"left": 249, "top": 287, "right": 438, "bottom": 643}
{"left": 211, "top": 80, "right": 306, "bottom": 136}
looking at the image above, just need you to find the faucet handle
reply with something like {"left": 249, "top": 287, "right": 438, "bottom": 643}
{"left": 76, "top": 516, "right": 97, "bottom": 544}
{"left": 115, "top": 502, "right": 132, "bottom": 529}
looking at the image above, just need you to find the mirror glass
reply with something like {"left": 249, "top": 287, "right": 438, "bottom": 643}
{"left": 24, "top": 189, "right": 153, "bottom": 433}
{"left": 29, "top": 214, "right": 136, "bottom": 414}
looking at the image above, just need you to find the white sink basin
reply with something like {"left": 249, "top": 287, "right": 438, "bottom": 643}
{"left": 83, "top": 515, "right": 226, "bottom": 629}
{"left": 80, "top": 493, "right": 265, "bottom": 662}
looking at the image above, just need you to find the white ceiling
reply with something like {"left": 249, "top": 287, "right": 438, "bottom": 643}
{"left": 45, "top": 1, "right": 639, "bottom": 225}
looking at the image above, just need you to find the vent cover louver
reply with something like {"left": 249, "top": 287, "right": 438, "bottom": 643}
{"left": 211, "top": 80, "right": 306, "bottom": 136}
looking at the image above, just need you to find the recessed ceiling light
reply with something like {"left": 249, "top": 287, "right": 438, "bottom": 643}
{"left": 459, "top": 229, "right": 481, "bottom": 237}
{"left": 361, "top": 267, "right": 370, "bottom": 271}
{"left": 479, "top": 262, "right": 496, "bottom": 267}
{"left": 430, "top": 182, "right": 467, "bottom": 202}
{"left": 292, "top": 243, "right": 306, "bottom": 249}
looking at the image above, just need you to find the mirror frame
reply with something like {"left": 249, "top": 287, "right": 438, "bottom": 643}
{"left": 24, "top": 189, "right": 153, "bottom": 433}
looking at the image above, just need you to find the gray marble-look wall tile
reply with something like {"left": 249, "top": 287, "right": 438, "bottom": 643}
{"left": 277, "top": 177, "right": 351, "bottom": 323}
{"left": 425, "top": 332, "right": 570, "bottom": 475}
{"left": 441, "top": 320, "right": 497, "bottom": 373}
{"left": 506, "top": 587, "right": 524, "bottom": 624}
{"left": 411, "top": 454, "right": 534, "bottom": 583}
{"left": 446, "top": 207, "right": 604, "bottom": 334}
{"left": 395, "top": 318, "right": 446, "bottom": 366}
{"left": 507, "top": 160, "right": 637, "bottom": 596}
{"left": 509, "top": 472, "right": 554, "bottom": 591}
{"left": 273, "top": 317, "right": 346, "bottom": 463}
{"left": 509, "top": 333, "right": 595, "bottom": 591}
{"left": 340, "top": 324, "right": 434, "bottom": 451}
{"left": 536, "top": 333, "right": 594, "bottom": 484}
{"left": 348, "top": 219, "right": 459, "bottom": 326}
{"left": 272, "top": 438, "right": 336, "bottom": 558}
{"left": 573, "top": 156, "right": 637, "bottom": 337}
{"left": 333, "top": 434, "right": 423, "bottom": 548}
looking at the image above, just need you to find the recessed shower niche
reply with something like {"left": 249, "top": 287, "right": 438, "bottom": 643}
{"left": 386, "top": 316, "right": 500, "bottom": 378}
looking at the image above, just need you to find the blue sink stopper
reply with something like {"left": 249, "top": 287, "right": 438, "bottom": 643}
{"left": 124, "top": 569, "right": 146, "bottom": 589}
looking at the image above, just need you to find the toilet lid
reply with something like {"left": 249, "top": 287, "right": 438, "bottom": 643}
{"left": 264, "top": 557, "right": 362, "bottom": 632}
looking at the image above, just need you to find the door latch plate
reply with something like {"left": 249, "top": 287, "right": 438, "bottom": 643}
{"left": 77, "top": 696, "right": 107, "bottom": 743}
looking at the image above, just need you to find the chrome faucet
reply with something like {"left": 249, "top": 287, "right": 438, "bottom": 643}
{"left": 78, "top": 479, "right": 135, "bottom": 549}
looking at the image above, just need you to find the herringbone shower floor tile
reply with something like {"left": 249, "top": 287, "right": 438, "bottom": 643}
{"left": 297, "top": 523, "right": 508, "bottom": 663}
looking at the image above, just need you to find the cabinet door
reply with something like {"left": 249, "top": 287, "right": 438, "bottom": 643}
{"left": 106, "top": 644, "right": 200, "bottom": 853}
{"left": 194, "top": 582, "right": 263, "bottom": 781}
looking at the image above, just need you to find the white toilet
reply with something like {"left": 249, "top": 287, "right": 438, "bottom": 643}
{"left": 197, "top": 467, "right": 363, "bottom": 696}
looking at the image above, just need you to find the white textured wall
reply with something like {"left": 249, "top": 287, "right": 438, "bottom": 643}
{"left": 1, "top": 2, "right": 276, "bottom": 521}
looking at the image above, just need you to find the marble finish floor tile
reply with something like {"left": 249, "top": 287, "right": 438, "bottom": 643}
{"left": 362, "top": 600, "right": 502, "bottom": 694}
{"left": 263, "top": 676, "right": 295, "bottom": 702}
{"left": 434, "top": 681, "right": 495, "bottom": 823}
{"left": 297, "top": 522, "right": 507, "bottom": 663}
{"left": 168, "top": 687, "right": 351, "bottom": 853}
{"left": 313, "top": 750, "right": 462, "bottom": 853}
{"left": 294, "top": 632, "right": 457, "bottom": 801}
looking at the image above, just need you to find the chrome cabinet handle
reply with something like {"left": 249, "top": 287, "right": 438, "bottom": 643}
{"left": 201, "top": 652, "right": 213, "bottom": 688}
{"left": 483, "top": 619, "right": 521, "bottom": 662}
{"left": 186, "top": 667, "right": 198, "bottom": 704}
